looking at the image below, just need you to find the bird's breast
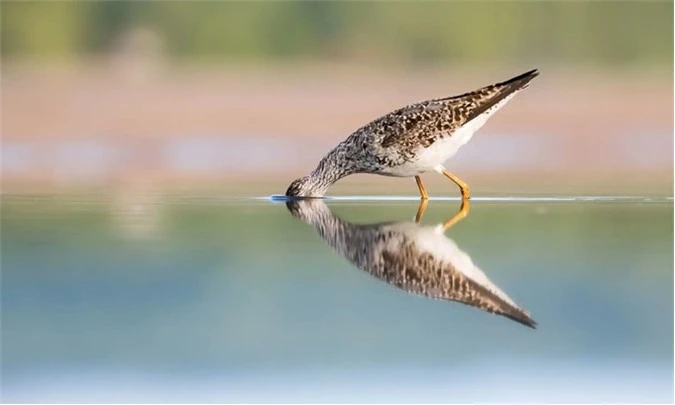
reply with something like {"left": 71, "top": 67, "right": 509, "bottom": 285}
{"left": 414, "top": 134, "right": 466, "bottom": 166}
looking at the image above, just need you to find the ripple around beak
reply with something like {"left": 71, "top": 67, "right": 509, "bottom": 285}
{"left": 269, "top": 194, "right": 292, "bottom": 201}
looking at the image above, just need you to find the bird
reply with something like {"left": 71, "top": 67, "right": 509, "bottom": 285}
{"left": 286, "top": 198, "right": 537, "bottom": 329}
{"left": 285, "top": 69, "right": 539, "bottom": 199}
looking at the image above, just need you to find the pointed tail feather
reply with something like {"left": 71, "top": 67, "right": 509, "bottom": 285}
{"left": 462, "top": 69, "right": 539, "bottom": 124}
{"left": 500, "top": 308, "right": 538, "bottom": 329}
{"left": 495, "top": 68, "right": 540, "bottom": 91}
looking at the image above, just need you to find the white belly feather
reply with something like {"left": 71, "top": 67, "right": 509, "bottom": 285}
{"left": 384, "top": 92, "right": 518, "bottom": 177}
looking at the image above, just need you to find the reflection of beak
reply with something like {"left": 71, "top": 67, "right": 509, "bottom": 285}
{"left": 414, "top": 198, "right": 471, "bottom": 231}
{"left": 285, "top": 200, "right": 305, "bottom": 219}
{"left": 285, "top": 198, "right": 331, "bottom": 222}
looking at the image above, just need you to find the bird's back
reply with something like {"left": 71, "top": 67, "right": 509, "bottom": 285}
{"left": 344, "top": 70, "right": 539, "bottom": 175}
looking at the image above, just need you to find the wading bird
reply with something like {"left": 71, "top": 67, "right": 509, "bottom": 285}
{"left": 286, "top": 69, "right": 539, "bottom": 199}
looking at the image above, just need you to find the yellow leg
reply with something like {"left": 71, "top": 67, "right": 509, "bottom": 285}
{"left": 414, "top": 198, "right": 428, "bottom": 223}
{"left": 441, "top": 198, "right": 470, "bottom": 231}
{"left": 415, "top": 175, "right": 429, "bottom": 200}
{"left": 440, "top": 167, "right": 470, "bottom": 199}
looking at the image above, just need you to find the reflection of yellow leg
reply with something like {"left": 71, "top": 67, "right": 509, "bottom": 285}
{"left": 414, "top": 198, "right": 428, "bottom": 223}
{"left": 442, "top": 198, "right": 470, "bottom": 231}
{"left": 415, "top": 176, "right": 429, "bottom": 200}
{"left": 440, "top": 167, "right": 470, "bottom": 199}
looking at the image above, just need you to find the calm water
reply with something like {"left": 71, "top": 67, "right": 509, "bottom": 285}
{"left": 2, "top": 194, "right": 673, "bottom": 403}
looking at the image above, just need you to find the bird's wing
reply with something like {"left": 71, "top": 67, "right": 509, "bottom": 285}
{"left": 376, "top": 69, "right": 539, "bottom": 149}
{"left": 379, "top": 245, "right": 537, "bottom": 328}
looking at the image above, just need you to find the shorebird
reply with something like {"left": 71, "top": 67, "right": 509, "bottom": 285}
{"left": 285, "top": 69, "right": 539, "bottom": 199}
{"left": 286, "top": 199, "right": 537, "bottom": 328}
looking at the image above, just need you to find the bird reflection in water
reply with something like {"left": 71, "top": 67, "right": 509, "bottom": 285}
{"left": 286, "top": 199, "right": 536, "bottom": 328}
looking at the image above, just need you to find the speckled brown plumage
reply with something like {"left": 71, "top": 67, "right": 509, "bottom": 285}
{"left": 378, "top": 69, "right": 538, "bottom": 150}
{"left": 286, "top": 69, "right": 539, "bottom": 198}
{"left": 286, "top": 199, "right": 537, "bottom": 328}
{"left": 378, "top": 245, "right": 535, "bottom": 328}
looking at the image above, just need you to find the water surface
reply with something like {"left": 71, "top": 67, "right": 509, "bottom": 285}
{"left": 2, "top": 194, "right": 673, "bottom": 402}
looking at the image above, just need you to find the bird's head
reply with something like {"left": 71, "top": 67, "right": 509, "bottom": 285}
{"left": 285, "top": 175, "right": 328, "bottom": 198}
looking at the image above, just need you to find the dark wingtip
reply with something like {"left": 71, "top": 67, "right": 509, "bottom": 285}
{"left": 497, "top": 68, "right": 540, "bottom": 89}
{"left": 460, "top": 68, "right": 539, "bottom": 125}
{"left": 505, "top": 312, "right": 538, "bottom": 329}
{"left": 523, "top": 317, "right": 538, "bottom": 329}
{"left": 522, "top": 68, "right": 540, "bottom": 78}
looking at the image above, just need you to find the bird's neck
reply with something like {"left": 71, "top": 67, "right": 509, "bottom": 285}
{"left": 308, "top": 145, "right": 353, "bottom": 193}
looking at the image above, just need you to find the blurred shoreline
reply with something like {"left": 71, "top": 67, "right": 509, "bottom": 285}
{"left": 2, "top": 60, "right": 673, "bottom": 195}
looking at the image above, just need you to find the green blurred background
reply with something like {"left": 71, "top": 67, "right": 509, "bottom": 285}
{"left": 3, "top": 1, "right": 672, "bottom": 64}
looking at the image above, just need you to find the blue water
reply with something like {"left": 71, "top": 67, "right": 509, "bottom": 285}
{"left": 1, "top": 194, "right": 673, "bottom": 402}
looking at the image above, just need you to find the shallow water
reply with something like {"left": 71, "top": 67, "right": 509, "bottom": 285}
{"left": 2, "top": 194, "right": 673, "bottom": 403}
